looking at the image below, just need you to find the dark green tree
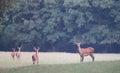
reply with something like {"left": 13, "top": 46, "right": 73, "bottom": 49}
{"left": 1, "top": 0, "right": 120, "bottom": 52}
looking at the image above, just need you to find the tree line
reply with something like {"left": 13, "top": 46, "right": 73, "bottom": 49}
{"left": 0, "top": 0, "right": 120, "bottom": 53}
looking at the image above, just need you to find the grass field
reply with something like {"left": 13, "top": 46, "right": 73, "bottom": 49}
{"left": 0, "top": 52, "right": 120, "bottom": 73}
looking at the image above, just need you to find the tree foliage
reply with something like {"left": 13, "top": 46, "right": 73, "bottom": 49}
{"left": 0, "top": 0, "right": 120, "bottom": 52}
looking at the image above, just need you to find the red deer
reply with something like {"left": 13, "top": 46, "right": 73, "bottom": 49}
{"left": 11, "top": 48, "right": 16, "bottom": 60}
{"left": 16, "top": 47, "right": 21, "bottom": 60}
{"left": 75, "top": 42, "right": 94, "bottom": 62}
{"left": 32, "top": 47, "right": 40, "bottom": 64}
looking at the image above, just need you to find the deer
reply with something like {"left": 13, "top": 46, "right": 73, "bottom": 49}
{"left": 32, "top": 47, "right": 40, "bottom": 64}
{"left": 11, "top": 48, "right": 16, "bottom": 60}
{"left": 16, "top": 47, "right": 21, "bottom": 60}
{"left": 75, "top": 42, "right": 94, "bottom": 62}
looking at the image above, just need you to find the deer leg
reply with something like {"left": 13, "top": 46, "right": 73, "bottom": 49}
{"left": 80, "top": 56, "right": 82, "bottom": 62}
{"left": 12, "top": 55, "right": 15, "bottom": 60}
{"left": 80, "top": 55, "right": 82, "bottom": 62}
{"left": 80, "top": 55, "right": 84, "bottom": 62}
{"left": 90, "top": 54, "right": 94, "bottom": 62}
{"left": 81, "top": 56, "right": 84, "bottom": 62}
{"left": 33, "top": 61, "right": 35, "bottom": 64}
{"left": 13, "top": 57, "right": 15, "bottom": 60}
{"left": 18, "top": 56, "right": 20, "bottom": 60}
{"left": 17, "top": 56, "right": 20, "bottom": 60}
{"left": 37, "top": 60, "right": 39, "bottom": 64}
{"left": 19, "top": 55, "right": 21, "bottom": 60}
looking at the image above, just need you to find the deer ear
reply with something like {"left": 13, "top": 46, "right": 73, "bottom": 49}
{"left": 75, "top": 42, "right": 80, "bottom": 44}
{"left": 75, "top": 42, "right": 77, "bottom": 44}
{"left": 12, "top": 48, "right": 15, "bottom": 51}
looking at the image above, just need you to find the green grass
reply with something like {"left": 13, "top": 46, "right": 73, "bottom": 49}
{"left": 1, "top": 61, "right": 120, "bottom": 73}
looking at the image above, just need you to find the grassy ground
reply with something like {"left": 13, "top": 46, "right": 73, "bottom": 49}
{"left": 0, "top": 61, "right": 120, "bottom": 73}
{"left": 0, "top": 52, "right": 120, "bottom": 73}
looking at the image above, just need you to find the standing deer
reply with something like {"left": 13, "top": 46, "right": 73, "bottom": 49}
{"left": 75, "top": 42, "right": 94, "bottom": 62}
{"left": 16, "top": 47, "right": 21, "bottom": 60}
{"left": 32, "top": 47, "right": 40, "bottom": 64}
{"left": 11, "top": 48, "right": 16, "bottom": 60}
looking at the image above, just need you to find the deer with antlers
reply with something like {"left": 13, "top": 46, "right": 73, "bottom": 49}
{"left": 75, "top": 42, "right": 94, "bottom": 62}
{"left": 11, "top": 48, "right": 16, "bottom": 60}
{"left": 32, "top": 47, "right": 40, "bottom": 64}
{"left": 16, "top": 47, "right": 21, "bottom": 60}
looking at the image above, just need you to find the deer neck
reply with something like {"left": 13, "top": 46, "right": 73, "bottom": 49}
{"left": 18, "top": 48, "right": 21, "bottom": 52}
{"left": 36, "top": 51, "right": 38, "bottom": 54}
{"left": 78, "top": 46, "right": 82, "bottom": 52}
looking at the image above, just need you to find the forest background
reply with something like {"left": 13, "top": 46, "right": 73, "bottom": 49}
{"left": 0, "top": 0, "right": 120, "bottom": 53}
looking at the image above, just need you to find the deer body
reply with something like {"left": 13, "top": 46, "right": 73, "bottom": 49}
{"left": 16, "top": 47, "right": 21, "bottom": 60}
{"left": 76, "top": 43, "right": 94, "bottom": 62}
{"left": 78, "top": 47, "right": 94, "bottom": 56}
{"left": 32, "top": 47, "right": 40, "bottom": 64}
{"left": 11, "top": 48, "right": 16, "bottom": 60}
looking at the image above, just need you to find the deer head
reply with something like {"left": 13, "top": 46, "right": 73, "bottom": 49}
{"left": 12, "top": 48, "right": 16, "bottom": 52}
{"left": 34, "top": 47, "right": 40, "bottom": 54}
{"left": 75, "top": 42, "right": 81, "bottom": 48}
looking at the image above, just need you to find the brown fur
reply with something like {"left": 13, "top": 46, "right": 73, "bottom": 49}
{"left": 16, "top": 47, "right": 21, "bottom": 60}
{"left": 76, "top": 43, "right": 94, "bottom": 62}
{"left": 32, "top": 47, "right": 40, "bottom": 64}
{"left": 11, "top": 48, "right": 16, "bottom": 60}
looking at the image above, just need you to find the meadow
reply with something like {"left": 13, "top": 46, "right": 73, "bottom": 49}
{"left": 0, "top": 52, "right": 120, "bottom": 73}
